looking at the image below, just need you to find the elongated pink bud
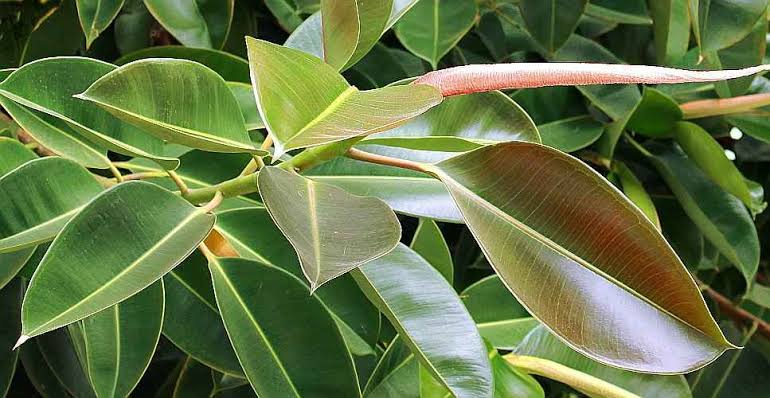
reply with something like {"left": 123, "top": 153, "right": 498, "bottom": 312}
{"left": 413, "top": 63, "right": 770, "bottom": 96}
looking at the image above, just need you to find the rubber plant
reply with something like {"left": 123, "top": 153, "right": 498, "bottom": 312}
{"left": 1, "top": 0, "right": 770, "bottom": 397}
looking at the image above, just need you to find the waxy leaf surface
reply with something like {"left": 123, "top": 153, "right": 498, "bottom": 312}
{"left": 20, "top": 181, "right": 215, "bottom": 340}
{"left": 321, "top": 0, "right": 393, "bottom": 70}
{"left": 115, "top": 46, "right": 250, "bottom": 82}
{"left": 410, "top": 219, "right": 453, "bottom": 284}
{"left": 259, "top": 166, "right": 401, "bottom": 290}
{"left": 76, "top": 0, "right": 125, "bottom": 47}
{"left": 428, "top": 142, "right": 733, "bottom": 373}
{"left": 78, "top": 59, "right": 261, "bottom": 154}
{"left": 144, "top": 0, "right": 233, "bottom": 49}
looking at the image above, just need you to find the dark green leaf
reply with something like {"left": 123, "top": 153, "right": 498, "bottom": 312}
{"left": 518, "top": 0, "right": 587, "bottom": 54}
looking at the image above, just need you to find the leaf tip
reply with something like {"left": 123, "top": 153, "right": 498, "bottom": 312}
{"left": 13, "top": 335, "right": 30, "bottom": 350}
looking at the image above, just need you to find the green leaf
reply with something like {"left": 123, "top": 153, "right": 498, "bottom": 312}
{"left": 352, "top": 244, "right": 493, "bottom": 398}
{"left": 516, "top": 326, "right": 692, "bottom": 397}
{"left": 78, "top": 280, "right": 164, "bottom": 398}
{"left": 247, "top": 38, "right": 442, "bottom": 158}
{"left": 258, "top": 166, "right": 401, "bottom": 290}
{"left": 612, "top": 161, "right": 660, "bottom": 229}
{"left": 644, "top": 141, "right": 760, "bottom": 287}
{"left": 709, "top": 10, "right": 768, "bottom": 98}
{"left": 0, "top": 157, "right": 103, "bottom": 254}
{"left": 115, "top": 46, "right": 250, "bottom": 82}
{"left": 584, "top": 0, "right": 651, "bottom": 25}
{"left": 673, "top": 121, "right": 764, "bottom": 214}
{"left": 76, "top": 0, "right": 126, "bottom": 47}
{"left": 655, "top": 197, "right": 705, "bottom": 271}
{"left": 284, "top": 12, "right": 324, "bottom": 59}
{"left": 0, "top": 96, "right": 112, "bottom": 169}
{"left": 0, "top": 279, "right": 23, "bottom": 397}
{"left": 207, "top": 257, "right": 360, "bottom": 397}
{"left": 0, "top": 57, "right": 178, "bottom": 169}
{"left": 428, "top": 142, "right": 734, "bottom": 373}
{"left": 19, "top": 181, "right": 215, "bottom": 341}
{"left": 364, "top": 90, "right": 541, "bottom": 152}
{"left": 144, "top": 0, "right": 234, "bottom": 49}
{"left": 0, "top": 248, "right": 34, "bottom": 291}
{"left": 363, "top": 336, "right": 418, "bottom": 397}
{"left": 321, "top": 0, "right": 393, "bottom": 70}
{"left": 626, "top": 87, "right": 682, "bottom": 137}
{"left": 410, "top": 219, "right": 453, "bottom": 284}
{"left": 163, "top": 250, "right": 243, "bottom": 376}
{"left": 0, "top": 137, "right": 36, "bottom": 176}
{"left": 171, "top": 356, "right": 216, "bottom": 398}
{"left": 36, "top": 327, "right": 96, "bottom": 398}
{"left": 227, "top": 82, "right": 264, "bottom": 131}
{"left": 518, "top": 0, "right": 587, "bottom": 54}
{"left": 394, "top": 0, "right": 478, "bottom": 68}
{"left": 77, "top": 59, "right": 262, "bottom": 154}
{"left": 18, "top": 337, "right": 72, "bottom": 398}
{"left": 487, "top": 341, "right": 544, "bottom": 398}
{"left": 538, "top": 115, "right": 603, "bottom": 152}
{"left": 690, "top": 0, "right": 767, "bottom": 52}
{"left": 264, "top": 0, "right": 318, "bottom": 32}
{"left": 649, "top": 0, "right": 690, "bottom": 65}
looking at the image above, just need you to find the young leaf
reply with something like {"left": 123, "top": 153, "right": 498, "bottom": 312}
{"left": 518, "top": 0, "right": 587, "bottom": 54}
{"left": 246, "top": 38, "right": 442, "bottom": 158}
{"left": 115, "top": 45, "right": 251, "bottom": 83}
{"left": 427, "top": 142, "right": 734, "bottom": 373}
{"left": 516, "top": 326, "right": 692, "bottom": 397}
{"left": 78, "top": 280, "right": 164, "bottom": 398}
{"left": 163, "top": 250, "right": 243, "bottom": 376}
{"left": 77, "top": 59, "right": 263, "bottom": 154}
{"left": 410, "top": 219, "right": 453, "bottom": 284}
{"left": 144, "top": 0, "right": 234, "bottom": 49}
{"left": 258, "top": 166, "right": 401, "bottom": 290}
{"left": 394, "top": 0, "right": 478, "bottom": 68}
{"left": 207, "top": 257, "right": 360, "bottom": 397}
{"left": 76, "top": 0, "right": 126, "bottom": 47}
{"left": 321, "top": 0, "right": 393, "bottom": 70}
{"left": 0, "top": 279, "right": 23, "bottom": 397}
{"left": 0, "top": 57, "right": 178, "bottom": 169}
{"left": 0, "top": 157, "right": 103, "bottom": 254}
{"left": 19, "top": 181, "right": 215, "bottom": 342}
{"left": 352, "top": 244, "right": 493, "bottom": 398}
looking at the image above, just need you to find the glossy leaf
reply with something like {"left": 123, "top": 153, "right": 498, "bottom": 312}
{"left": 487, "top": 341, "right": 544, "bottom": 398}
{"left": 627, "top": 87, "right": 682, "bottom": 137}
{"left": 394, "top": 0, "right": 478, "bottom": 68}
{"left": 258, "top": 166, "right": 401, "bottom": 290}
{"left": 284, "top": 12, "right": 324, "bottom": 59}
{"left": 538, "top": 115, "right": 603, "bottom": 152}
{"left": 0, "top": 137, "right": 36, "bottom": 176}
{"left": 228, "top": 82, "right": 264, "bottom": 131}
{"left": 264, "top": 0, "right": 318, "bottom": 32}
{"left": 78, "top": 59, "right": 261, "bottom": 154}
{"left": 649, "top": 0, "right": 690, "bottom": 65}
{"left": 0, "top": 96, "right": 111, "bottom": 169}
{"left": 208, "top": 257, "right": 360, "bottom": 397}
{"left": 163, "top": 250, "right": 242, "bottom": 378}
{"left": 20, "top": 181, "right": 215, "bottom": 341}
{"left": 518, "top": 0, "right": 587, "bottom": 54}
{"left": 363, "top": 336, "right": 418, "bottom": 397}
{"left": 0, "top": 279, "right": 23, "bottom": 398}
{"left": 115, "top": 46, "right": 250, "bottom": 82}
{"left": 644, "top": 142, "right": 760, "bottom": 287}
{"left": 428, "top": 142, "right": 733, "bottom": 373}
{"left": 0, "top": 157, "right": 103, "bottom": 254}
{"left": 79, "top": 281, "right": 164, "bottom": 398}
{"left": 352, "top": 244, "right": 493, "bottom": 398}
{"left": 612, "top": 161, "right": 660, "bottom": 229}
{"left": 410, "top": 219, "right": 453, "bottom": 284}
{"left": 690, "top": 0, "right": 767, "bottom": 52}
{"left": 144, "top": 0, "right": 234, "bottom": 49}
{"left": 321, "top": 0, "right": 393, "bottom": 70}
{"left": 0, "top": 57, "right": 177, "bottom": 169}
{"left": 76, "top": 0, "right": 126, "bottom": 47}
{"left": 247, "top": 38, "right": 442, "bottom": 158}
{"left": 516, "top": 326, "right": 691, "bottom": 397}
{"left": 709, "top": 10, "right": 767, "bottom": 98}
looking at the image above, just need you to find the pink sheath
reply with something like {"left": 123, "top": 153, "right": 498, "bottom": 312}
{"left": 412, "top": 63, "right": 770, "bottom": 96}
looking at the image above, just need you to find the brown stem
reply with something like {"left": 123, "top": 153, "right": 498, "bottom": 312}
{"left": 346, "top": 148, "right": 430, "bottom": 173}
{"left": 701, "top": 283, "right": 770, "bottom": 340}
{"left": 680, "top": 93, "right": 770, "bottom": 119}
{"left": 413, "top": 63, "right": 770, "bottom": 96}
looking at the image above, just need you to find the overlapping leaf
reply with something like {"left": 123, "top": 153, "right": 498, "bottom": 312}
{"left": 144, "top": 0, "right": 234, "bottom": 49}
{"left": 321, "top": 0, "right": 393, "bottom": 70}
{"left": 115, "top": 45, "right": 250, "bottom": 82}
{"left": 518, "top": 0, "right": 587, "bottom": 54}
{"left": 76, "top": 0, "right": 125, "bottom": 47}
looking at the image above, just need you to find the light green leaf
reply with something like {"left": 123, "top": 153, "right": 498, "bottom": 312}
{"left": 487, "top": 341, "right": 544, "bottom": 398}
{"left": 644, "top": 141, "right": 760, "bottom": 287}
{"left": 163, "top": 250, "right": 243, "bottom": 376}
{"left": 258, "top": 166, "right": 401, "bottom": 290}
{"left": 79, "top": 280, "right": 164, "bottom": 398}
{"left": 626, "top": 87, "right": 682, "bottom": 137}
{"left": 394, "top": 0, "right": 478, "bottom": 68}
{"left": 0, "top": 57, "right": 178, "bottom": 169}
{"left": 115, "top": 45, "right": 250, "bottom": 82}
{"left": 78, "top": 59, "right": 262, "bottom": 154}
{"left": 649, "top": 0, "right": 690, "bottom": 65}
{"left": 0, "top": 141, "right": 37, "bottom": 288}
{"left": 0, "top": 137, "right": 36, "bottom": 176}
{"left": 538, "top": 115, "right": 603, "bottom": 152}
{"left": 247, "top": 38, "right": 442, "bottom": 158}
{"left": 428, "top": 142, "right": 734, "bottom": 373}
{"left": 227, "top": 82, "right": 264, "bottom": 131}
{"left": 690, "top": 0, "right": 767, "bottom": 52}
{"left": 352, "top": 244, "right": 493, "bottom": 398}
{"left": 516, "top": 326, "right": 692, "bottom": 397}
{"left": 19, "top": 181, "right": 215, "bottom": 341}
{"left": 207, "top": 257, "right": 360, "bottom": 397}
{"left": 518, "top": 0, "right": 587, "bottom": 54}
{"left": 264, "top": 0, "right": 318, "bottom": 32}
{"left": 0, "top": 96, "right": 111, "bottom": 169}
{"left": 0, "top": 279, "right": 23, "bottom": 398}
{"left": 0, "top": 157, "right": 103, "bottom": 254}
{"left": 364, "top": 90, "right": 540, "bottom": 152}
{"left": 76, "top": 0, "right": 126, "bottom": 47}
{"left": 144, "top": 0, "right": 234, "bottom": 49}
{"left": 410, "top": 219, "right": 453, "bottom": 284}
{"left": 321, "top": 0, "right": 393, "bottom": 70}
{"left": 612, "top": 161, "right": 660, "bottom": 229}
